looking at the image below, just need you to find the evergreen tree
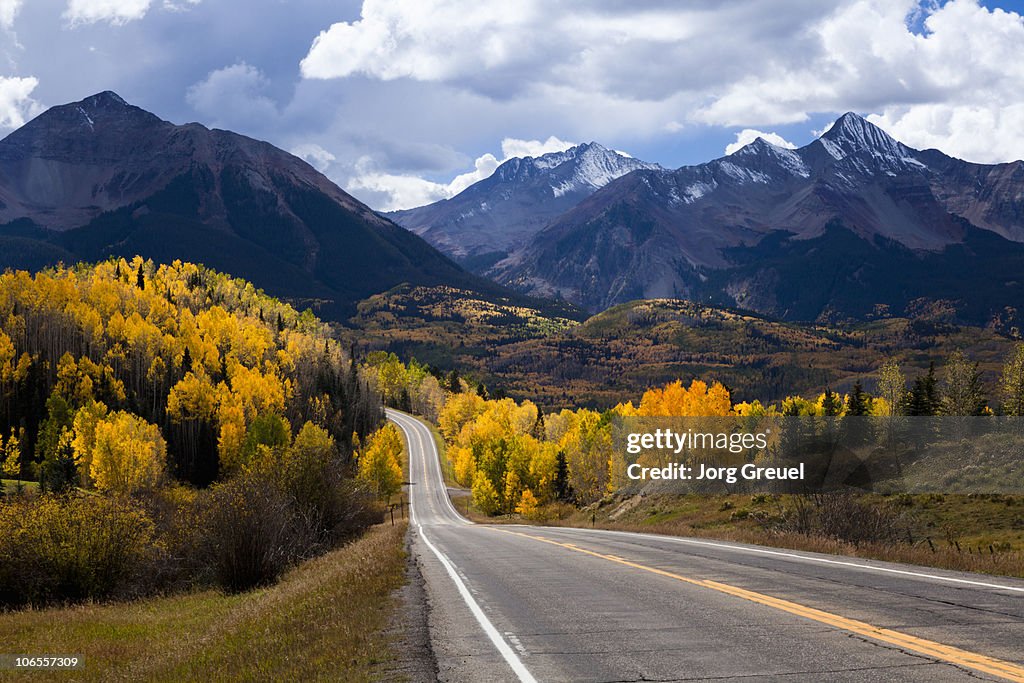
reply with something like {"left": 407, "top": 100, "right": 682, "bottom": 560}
{"left": 39, "top": 433, "right": 78, "bottom": 494}
{"left": 136, "top": 263, "right": 145, "bottom": 289}
{"left": 475, "top": 382, "right": 488, "bottom": 399}
{"left": 531, "top": 411, "right": 546, "bottom": 440}
{"left": 181, "top": 347, "right": 193, "bottom": 375}
{"left": 908, "top": 362, "right": 939, "bottom": 416}
{"left": 846, "top": 380, "right": 868, "bottom": 416}
{"left": 447, "top": 369, "right": 461, "bottom": 394}
{"left": 821, "top": 387, "right": 842, "bottom": 416}
{"left": 554, "top": 450, "right": 572, "bottom": 502}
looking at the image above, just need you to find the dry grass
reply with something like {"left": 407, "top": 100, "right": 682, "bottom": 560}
{"left": 0, "top": 522, "right": 408, "bottom": 682}
{"left": 465, "top": 491, "right": 1024, "bottom": 579}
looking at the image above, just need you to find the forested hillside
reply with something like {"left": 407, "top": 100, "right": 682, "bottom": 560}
{"left": 0, "top": 257, "right": 381, "bottom": 488}
{"left": 0, "top": 258, "right": 392, "bottom": 607}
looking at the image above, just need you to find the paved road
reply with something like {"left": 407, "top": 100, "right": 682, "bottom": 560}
{"left": 388, "top": 409, "right": 1024, "bottom": 682}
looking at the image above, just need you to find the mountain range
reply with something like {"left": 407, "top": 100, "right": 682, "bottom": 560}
{"left": 0, "top": 92, "right": 490, "bottom": 319}
{"left": 387, "top": 143, "right": 660, "bottom": 271}
{"left": 393, "top": 114, "right": 1024, "bottom": 325}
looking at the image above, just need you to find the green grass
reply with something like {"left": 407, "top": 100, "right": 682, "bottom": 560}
{"left": 0, "top": 523, "right": 408, "bottom": 682}
{"left": 1, "top": 479, "right": 39, "bottom": 495}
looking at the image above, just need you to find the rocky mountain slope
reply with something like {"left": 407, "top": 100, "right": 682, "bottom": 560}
{"left": 0, "top": 92, "right": 488, "bottom": 318}
{"left": 493, "top": 114, "right": 1024, "bottom": 323}
{"left": 387, "top": 142, "right": 660, "bottom": 271}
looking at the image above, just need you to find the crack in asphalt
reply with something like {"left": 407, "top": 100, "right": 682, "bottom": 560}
{"left": 837, "top": 630, "right": 995, "bottom": 681}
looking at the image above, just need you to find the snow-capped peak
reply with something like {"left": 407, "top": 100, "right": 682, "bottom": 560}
{"left": 726, "top": 137, "right": 809, "bottom": 178}
{"left": 488, "top": 142, "right": 661, "bottom": 197}
{"left": 818, "top": 112, "right": 923, "bottom": 171}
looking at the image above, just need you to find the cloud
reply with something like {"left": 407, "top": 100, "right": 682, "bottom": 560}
{"left": 868, "top": 104, "right": 1024, "bottom": 163}
{"left": 186, "top": 62, "right": 279, "bottom": 129}
{"left": 300, "top": 0, "right": 1024, "bottom": 165}
{"left": 0, "top": 0, "right": 22, "bottom": 29}
{"left": 348, "top": 135, "right": 577, "bottom": 211}
{"left": 347, "top": 156, "right": 452, "bottom": 212}
{"left": 499, "top": 135, "right": 574, "bottom": 160}
{"left": 0, "top": 75, "right": 43, "bottom": 130}
{"left": 63, "top": 0, "right": 200, "bottom": 26}
{"left": 724, "top": 129, "right": 797, "bottom": 155}
{"left": 693, "top": 0, "right": 1024, "bottom": 163}
{"left": 300, "top": 2, "right": 546, "bottom": 88}
{"left": 291, "top": 143, "right": 336, "bottom": 173}
{"left": 64, "top": 0, "right": 153, "bottom": 25}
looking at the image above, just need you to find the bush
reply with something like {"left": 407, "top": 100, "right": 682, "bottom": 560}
{"left": 199, "top": 474, "right": 311, "bottom": 592}
{"left": 0, "top": 495, "right": 156, "bottom": 607}
{"left": 282, "top": 423, "right": 381, "bottom": 544}
{"left": 777, "top": 493, "right": 906, "bottom": 546}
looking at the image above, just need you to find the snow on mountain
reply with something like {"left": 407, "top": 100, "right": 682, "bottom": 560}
{"left": 493, "top": 112, "right": 1024, "bottom": 320}
{"left": 387, "top": 142, "right": 661, "bottom": 268}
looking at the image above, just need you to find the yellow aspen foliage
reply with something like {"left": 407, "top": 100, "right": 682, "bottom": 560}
{"left": 733, "top": 400, "right": 778, "bottom": 416}
{"left": 612, "top": 401, "right": 639, "bottom": 416}
{"left": 167, "top": 372, "right": 218, "bottom": 422}
{"left": 71, "top": 401, "right": 109, "bottom": 486}
{"left": 438, "top": 391, "right": 487, "bottom": 443}
{"left": 780, "top": 395, "right": 820, "bottom": 416}
{"left": 2, "top": 428, "right": 23, "bottom": 478}
{"left": 471, "top": 470, "right": 501, "bottom": 516}
{"left": 451, "top": 445, "right": 476, "bottom": 487}
{"left": 638, "top": 379, "right": 732, "bottom": 416}
{"left": 89, "top": 411, "right": 166, "bottom": 494}
{"left": 503, "top": 469, "right": 522, "bottom": 514}
{"left": 515, "top": 489, "right": 539, "bottom": 518}
{"left": 227, "top": 364, "right": 289, "bottom": 421}
{"left": 357, "top": 423, "right": 404, "bottom": 498}
{"left": 216, "top": 389, "right": 247, "bottom": 474}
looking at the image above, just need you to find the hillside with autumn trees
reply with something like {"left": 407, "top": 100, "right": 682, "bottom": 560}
{"left": 369, "top": 345, "right": 1024, "bottom": 520}
{"left": 0, "top": 257, "right": 404, "bottom": 607}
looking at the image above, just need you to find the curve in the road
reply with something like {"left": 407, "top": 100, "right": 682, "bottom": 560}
{"left": 389, "top": 409, "right": 1024, "bottom": 683}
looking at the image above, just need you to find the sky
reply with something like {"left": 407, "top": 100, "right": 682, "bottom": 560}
{"left": 2, "top": 0, "right": 1024, "bottom": 211}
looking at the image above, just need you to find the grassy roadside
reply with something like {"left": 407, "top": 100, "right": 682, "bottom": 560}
{"left": 0, "top": 522, "right": 408, "bottom": 682}
{"left": 551, "top": 493, "right": 1024, "bottom": 579}
{"left": 446, "top": 483, "right": 1024, "bottom": 578}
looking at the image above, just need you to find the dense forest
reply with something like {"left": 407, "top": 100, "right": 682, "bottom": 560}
{"left": 0, "top": 257, "right": 381, "bottom": 488}
{"left": 0, "top": 258, "right": 392, "bottom": 607}
{"left": 368, "top": 344, "right": 1024, "bottom": 518}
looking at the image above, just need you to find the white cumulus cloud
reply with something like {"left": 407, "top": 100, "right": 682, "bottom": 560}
{"left": 724, "top": 129, "right": 797, "bottom": 155}
{"left": 301, "top": 0, "right": 1024, "bottom": 164}
{"left": 0, "top": 0, "right": 22, "bottom": 29}
{"left": 349, "top": 135, "right": 577, "bottom": 211}
{"left": 63, "top": 0, "right": 200, "bottom": 25}
{"left": 0, "top": 75, "right": 43, "bottom": 131}
{"left": 64, "top": 0, "right": 152, "bottom": 26}
{"left": 291, "top": 143, "right": 337, "bottom": 173}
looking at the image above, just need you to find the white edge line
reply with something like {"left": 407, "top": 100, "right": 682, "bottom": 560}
{"left": 389, "top": 411, "right": 534, "bottom": 682}
{"left": 417, "top": 523, "right": 537, "bottom": 683}
{"left": 389, "top": 409, "right": 1024, "bottom": 595}
{"left": 546, "top": 526, "right": 1024, "bottom": 594}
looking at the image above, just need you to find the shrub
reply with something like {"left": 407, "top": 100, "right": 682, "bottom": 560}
{"left": 776, "top": 493, "right": 906, "bottom": 546}
{"left": 0, "top": 495, "right": 156, "bottom": 607}
{"left": 198, "top": 473, "right": 310, "bottom": 592}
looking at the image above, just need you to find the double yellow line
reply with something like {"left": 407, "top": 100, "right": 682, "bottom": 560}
{"left": 495, "top": 528, "right": 1024, "bottom": 682}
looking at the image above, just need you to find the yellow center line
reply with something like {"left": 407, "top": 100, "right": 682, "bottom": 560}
{"left": 492, "top": 527, "right": 1024, "bottom": 682}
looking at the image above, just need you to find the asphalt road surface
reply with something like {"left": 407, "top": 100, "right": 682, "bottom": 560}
{"left": 387, "top": 409, "right": 1024, "bottom": 683}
